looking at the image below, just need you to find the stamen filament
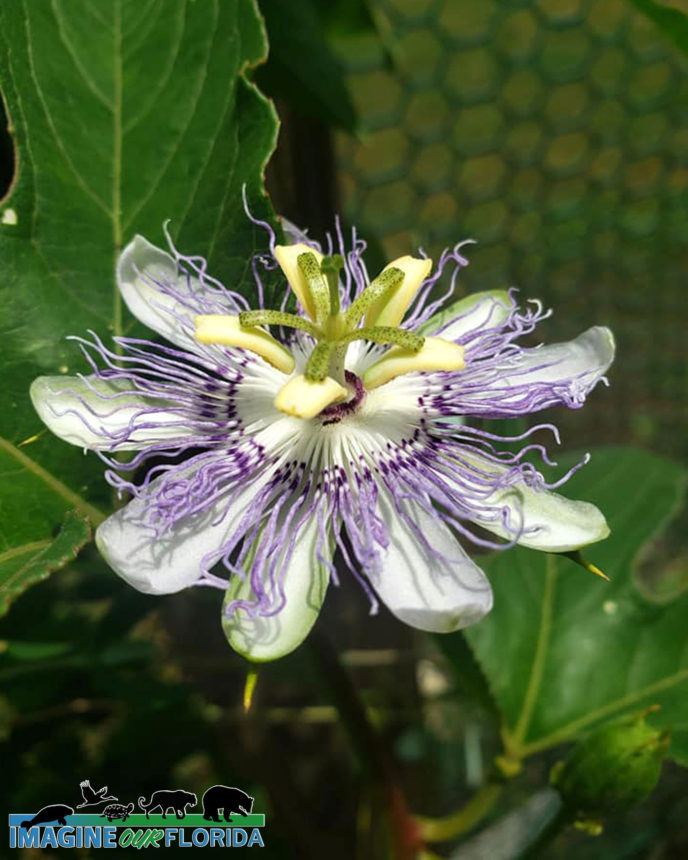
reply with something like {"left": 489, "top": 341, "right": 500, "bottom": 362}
{"left": 274, "top": 243, "right": 324, "bottom": 321}
{"left": 344, "top": 267, "right": 404, "bottom": 329}
{"left": 305, "top": 340, "right": 336, "bottom": 382}
{"left": 339, "top": 325, "right": 424, "bottom": 352}
{"left": 321, "top": 254, "right": 344, "bottom": 316}
{"left": 239, "top": 310, "right": 322, "bottom": 339}
{"left": 298, "top": 252, "right": 331, "bottom": 325}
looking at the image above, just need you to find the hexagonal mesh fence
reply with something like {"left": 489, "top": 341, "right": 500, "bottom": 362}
{"left": 335, "top": 0, "right": 688, "bottom": 460}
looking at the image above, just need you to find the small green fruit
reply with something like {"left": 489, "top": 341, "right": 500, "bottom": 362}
{"left": 551, "top": 706, "right": 669, "bottom": 816}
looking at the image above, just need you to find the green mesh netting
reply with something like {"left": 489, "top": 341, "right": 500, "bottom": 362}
{"left": 335, "top": 0, "right": 688, "bottom": 459}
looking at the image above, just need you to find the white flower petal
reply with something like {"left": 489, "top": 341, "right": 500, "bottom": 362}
{"left": 117, "top": 235, "right": 197, "bottom": 349}
{"left": 493, "top": 326, "right": 615, "bottom": 398}
{"left": 97, "top": 503, "right": 216, "bottom": 596}
{"left": 30, "top": 375, "right": 191, "bottom": 450}
{"left": 222, "top": 515, "right": 331, "bottom": 662}
{"left": 455, "top": 450, "right": 610, "bottom": 552}
{"left": 420, "top": 290, "right": 513, "bottom": 341}
{"left": 366, "top": 496, "right": 492, "bottom": 633}
{"left": 95, "top": 472, "right": 261, "bottom": 595}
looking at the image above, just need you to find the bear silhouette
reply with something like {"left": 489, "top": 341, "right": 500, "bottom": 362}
{"left": 138, "top": 789, "right": 197, "bottom": 819}
{"left": 202, "top": 785, "right": 254, "bottom": 822}
{"left": 21, "top": 804, "right": 74, "bottom": 828}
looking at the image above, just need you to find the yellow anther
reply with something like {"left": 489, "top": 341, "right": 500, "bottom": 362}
{"left": 362, "top": 337, "right": 465, "bottom": 390}
{"left": 365, "top": 255, "right": 433, "bottom": 328}
{"left": 274, "top": 243, "right": 324, "bottom": 322}
{"left": 275, "top": 374, "right": 347, "bottom": 419}
{"left": 194, "top": 314, "right": 295, "bottom": 374}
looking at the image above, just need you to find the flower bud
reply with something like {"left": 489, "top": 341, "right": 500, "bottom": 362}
{"left": 551, "top": 707, "right": 669, "bottom": 821}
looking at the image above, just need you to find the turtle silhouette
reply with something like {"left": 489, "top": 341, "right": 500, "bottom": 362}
{"left": 101, "top": 802, "right": 134, "bottom": 823}
{"left": 21, "top": 804, "right": 73, "bottom": 828}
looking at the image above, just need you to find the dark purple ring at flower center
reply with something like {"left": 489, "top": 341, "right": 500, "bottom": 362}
{"left": 319, "top": 371, "right": 366, "bottom": 425}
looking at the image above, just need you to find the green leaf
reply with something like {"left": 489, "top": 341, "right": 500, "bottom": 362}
{"left": 464, "top": 447, "right": 688, "bottom": 765}
{"left": 0, "top": 511, "right": 90, "bottom": 617}
{"left": 1, "top": 640, "right": 73, "bottom": 660}
{"left": 0, "top": 1, "right": 280, "bottom": 606}
{"left": 434, "top": 631, "right": 498, "bottom": 716}
{"left": 257, "top": 0, "right": 357, "bottom": 132}
{"left": 628, "top": 0, "right": 688, "bottom": 58}
{"left": 314, "top": 0, "right": 378, "bottom": 38}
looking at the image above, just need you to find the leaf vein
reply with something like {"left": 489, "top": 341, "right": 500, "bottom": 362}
{"left": 172, "top": 0, "right": 226, "bottom": 237}
{"left": 511, "top": 554, "right": 556, "bottom": 746}
{"left": 0, "top": 437, "right": 105, "bottom": 525}
{"left": 51, "top": 0, "right": 113, "bottom": 110}
{"left": 0, "top": 539, "right": 50, "bottom": 566}
{"left": 122, "top": 0, "right": 183, "bottom": 135}
{"left": 122, "top": 0, "right": 218, "bottom": 235}
{"left": 1, "top": 541, "right": 54, "bottom": 596}
{"left": 24, "top": 2, "right": 111, "bottom": 216}
{"left": 522, "top": 668, "right": 688, "bottom": 756}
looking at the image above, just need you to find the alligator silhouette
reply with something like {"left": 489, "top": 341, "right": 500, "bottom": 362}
{"left": 21, "top": 804, "right": 74, "bottom": 829}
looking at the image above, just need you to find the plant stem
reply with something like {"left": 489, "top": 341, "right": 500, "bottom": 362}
{"left": 415, "top": 780, "right": 504, "bottom": 843}
{"left": 517, "top": 794, "right": 569, "bottom": 859}
{"left": 309, "top": 629, "right": 422, "bottom": 860}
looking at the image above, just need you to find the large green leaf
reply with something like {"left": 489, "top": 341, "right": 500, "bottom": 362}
{"left": 0, "top": 510, "right": 90, "bottom": 617}
{"left": 464, "top": 447, "right": 688, "bottom": 764}
{"left": 257, "top": 0, "right": 357, "bottom": 132}
{"left": 0, "top": 0, "right": 280, "bottom": 612}
{"left": 629, "top": 0, "right": 688, "bottom": 58}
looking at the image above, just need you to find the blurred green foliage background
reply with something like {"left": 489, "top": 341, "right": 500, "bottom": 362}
{"left": 331, "top": 0, "right": 688, "bottom": 461}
